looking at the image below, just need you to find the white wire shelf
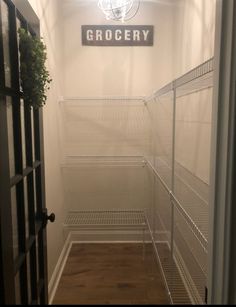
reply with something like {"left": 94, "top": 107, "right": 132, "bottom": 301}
{"left": 59, "top": 96, "right": 146, "bottom": 107}
{"left": 64, "top": 210, "right": 147, "bottom": 230}
{"left": 61, "top": 96, "right": 145, "bottom": 101}
{"left": 146, "top": 159, "right": 208, "bottom": 251}
{"left": 61, "top": 156, "right": 147, "bottom": 168}
{"left": 146, "top": 57, "right": 214, "bottom": 102}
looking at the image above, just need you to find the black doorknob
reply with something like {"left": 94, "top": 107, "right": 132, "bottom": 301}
{"left": 47, "top": 213, "right": 55, "bottom": 223}
{"left": 42, "top": 209, "right": 56, "bottom": 227}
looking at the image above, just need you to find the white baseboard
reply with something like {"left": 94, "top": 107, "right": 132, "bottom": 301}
{"left": 48, "top": 233, "right": 72, "bottom": 305}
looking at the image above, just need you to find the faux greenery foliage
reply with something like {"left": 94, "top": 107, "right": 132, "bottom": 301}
{"left": 18, "top": 28, "right": 52, "bottom": 108}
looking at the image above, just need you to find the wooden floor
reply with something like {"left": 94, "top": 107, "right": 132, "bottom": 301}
{"left": 53, "top": 243, "right": 170, "bottom": 305}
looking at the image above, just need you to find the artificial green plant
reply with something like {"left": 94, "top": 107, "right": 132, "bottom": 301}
{"left": 18, "top": 28, "right": 52, "bottom": 108}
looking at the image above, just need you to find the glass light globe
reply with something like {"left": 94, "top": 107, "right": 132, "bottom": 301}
{"left": 98, "top": 0, "right": 140, "bottom": 22}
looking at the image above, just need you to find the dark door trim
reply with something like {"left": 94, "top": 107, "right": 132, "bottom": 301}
{"left": 13, "top": 0, "right": 39, "bottom": 36}
{"left": 208, "top": 0, "right": 236, "bottom": 304}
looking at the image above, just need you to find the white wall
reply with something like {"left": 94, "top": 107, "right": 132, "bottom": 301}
{"left": 59, "top": 0, "right": 177, "bottom": 158}
{"left": 60, "top": 99, "right": 150, "bottom": 158}
{"left": 28, "top": 0, "right": 65, "bottom": 281}
{"left": 148, "top": 0, "right": 216, "bottom": 247}
{"left": 173, "top": 0, "right": 216, "bottom": 77}
{"left": 173, "top": 0, "right": 216, "bottom": 185}
{"left": 149, "top": 0, "right": 216, "bottom": 184}
{"left": 61, "top": 0, "right": 175, "bottom": 97}
{"left": 147, "top": 93, "right": 174, "bottom": 188}
{"left": 175, "top": 88, "right": 213, "bottom": 184}
{"left": 58, "top": 1, "right": 176, "bottom": 218}
{"left": 63, "top": 163, "right": 151, "bottom": 212}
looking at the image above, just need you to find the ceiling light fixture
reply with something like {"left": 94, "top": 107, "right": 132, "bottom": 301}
{"left": 98, "top": 0, "right": 140, "bottom": 22}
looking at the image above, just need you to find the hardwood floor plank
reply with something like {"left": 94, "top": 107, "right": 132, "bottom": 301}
{"left": 53, "top": 243, "right": 170, "bottom": 305}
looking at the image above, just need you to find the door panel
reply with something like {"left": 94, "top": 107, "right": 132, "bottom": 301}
{"left": 1, "top": 0, "right": 12, "bottom": 87}
{"left": 0, "top": 0, "right": 51, "bottom": 304}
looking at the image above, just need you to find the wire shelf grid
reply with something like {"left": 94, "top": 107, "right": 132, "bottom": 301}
{"left": 64, "top": 210, "right": 147, "bottom": 229}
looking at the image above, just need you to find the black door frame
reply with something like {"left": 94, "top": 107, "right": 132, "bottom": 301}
{"left": 0, "top": 0, "right": 49, "bottom": 304}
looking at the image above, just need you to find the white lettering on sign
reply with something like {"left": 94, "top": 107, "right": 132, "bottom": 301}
{"left": 115, "top": 29, "right": 122, "bottom": 41}
{"left": 82, "top": 26, "right": 154, "bottom": 46}
{"left": 87, "top": 30, "right": 93, "bottom": 41}
{"left": 96, "top": 30, "right": 102, "bottom": 41}
{"left": 90, "top": 29, "right": 150, "bottom": 41}
{"left": 125, "top": 30, "right": 131, "bottom": 41}
{"left": 105, "top": 29, "right": 112, "bottom": 40}
{"left": 133, "top": 30, "right": 140, "bottom": 41}
{"left": 142, "top": 30, "right": 149, "bottom": 41}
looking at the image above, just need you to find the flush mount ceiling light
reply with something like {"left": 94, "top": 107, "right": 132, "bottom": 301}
{"left": 98, "top": 0, "right": 140, "bottom": 22}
